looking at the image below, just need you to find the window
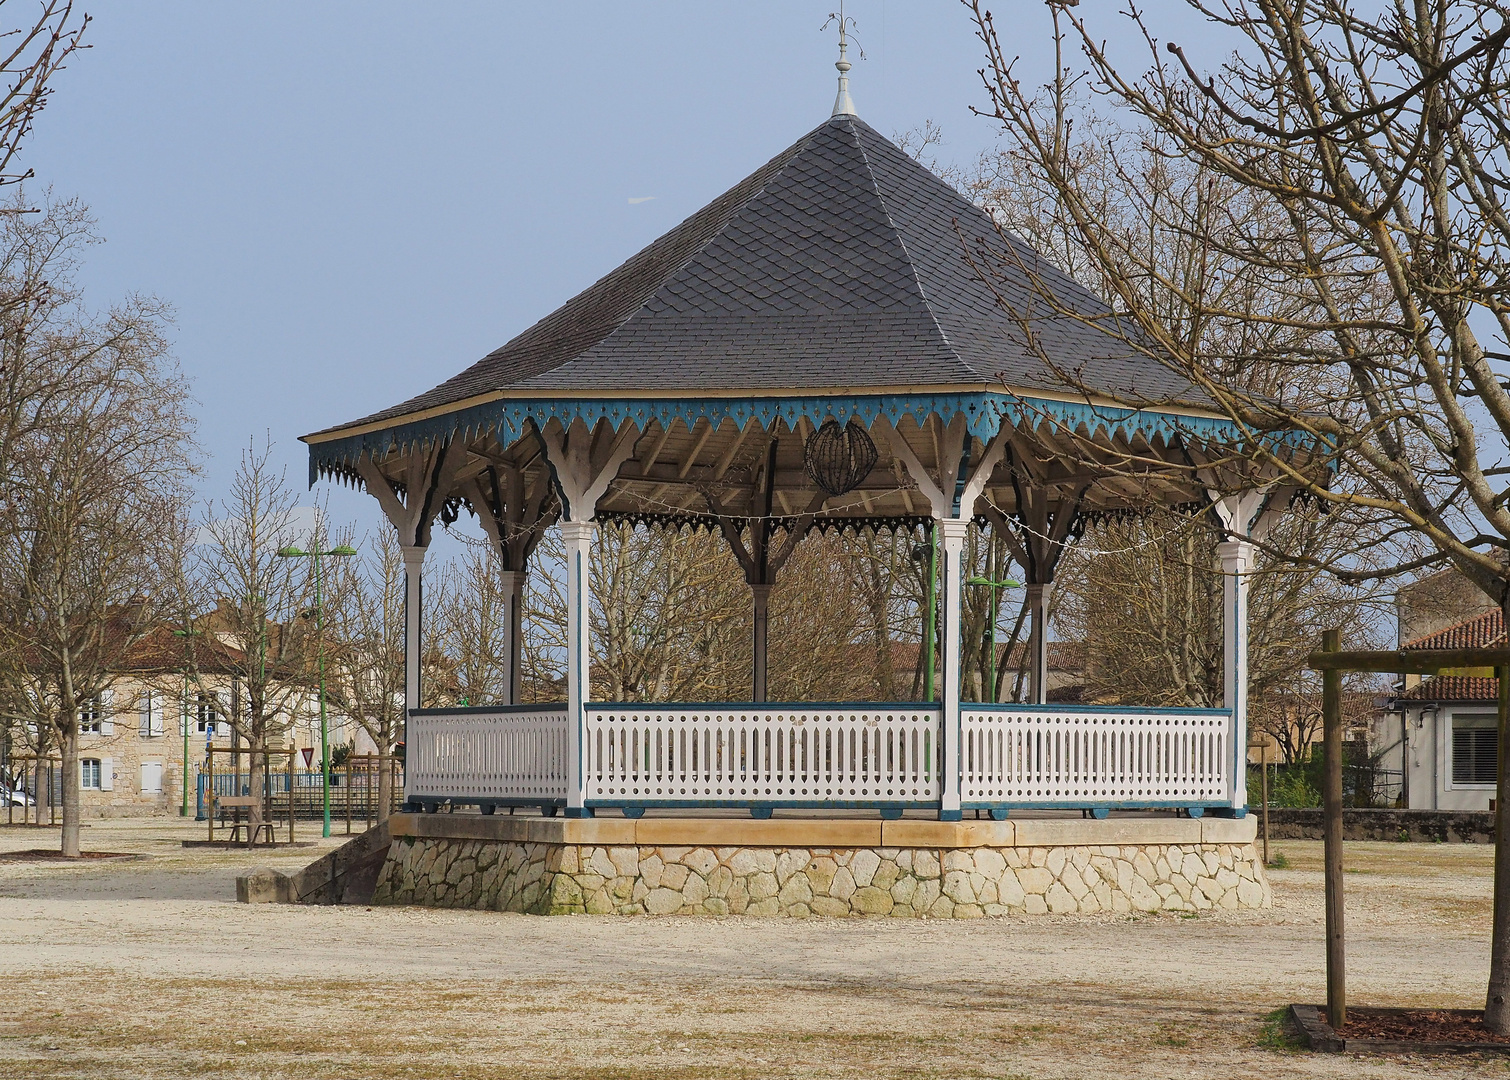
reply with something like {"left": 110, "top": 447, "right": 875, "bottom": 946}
{"left": 81, "top": 759, "right": 101, "bottom": 789}
{"left": 196, "top": 692, "right": 222, "bottom": 735}
{"left": 139, "top": 761, "right": 163, "bottom": 794}
{"left": 138, "top": 689, "right": 164, "bottom": 738}
{"left": 1453, "top": 714, "right": 1498, "bottom": 786}
{"left": 79, "top": 697, "right": 103, "bottom": 734}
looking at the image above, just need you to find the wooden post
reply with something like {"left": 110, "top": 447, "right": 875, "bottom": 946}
{"left": 345, "top": 763, "right": 352, "bottom": 835}
{"left": 1260, "top": 741, "right": 1270, "bottom": 866}
{"left": 287, "top": 750, "right": 295, "bottom": 845}
{"left": 1487, "top": 664, "right": 1510, "bottom": 1029}
{"left": 206, "top": 747, "right": 215, "bottom": 843}
{"left": 1322, "top": 627, "right": 1346, "bottom": 1029}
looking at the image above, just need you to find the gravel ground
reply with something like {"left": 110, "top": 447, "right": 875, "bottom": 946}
{"left": 0, "top": 816, "right": 1506, "bottom": 1079}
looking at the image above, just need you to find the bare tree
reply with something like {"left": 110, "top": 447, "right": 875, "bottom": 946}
{"left": 185, "top": 440, "right": 316, "bottom": 834}
{"left": 323, "top": 529, "right": 403, "bottom": 821}
{"left": 965, "top": 0, "right": 1510, "bottom": 1027}
{"left": 1053, "top": 507, "right": 1387, "bottom": 731}
{"left": 0, "top": 2, "right": 88, "bottom": 188}
{"left": 0, "top": 278, "right": 192, "bottom": 856}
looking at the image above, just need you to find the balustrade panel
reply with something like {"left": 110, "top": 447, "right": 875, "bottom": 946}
{"left": 407, "top": 707, "right": 569, "bottom": 801}
{"left": 959, "top": 705, "right": 1231, "bottom": 805}
{"left": 584, "top": 704, "right": 942, "bottom": 805}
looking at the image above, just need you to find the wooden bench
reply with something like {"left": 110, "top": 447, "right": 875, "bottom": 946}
{"left": 211, "top": 794, "right": 274, "bottom": 847}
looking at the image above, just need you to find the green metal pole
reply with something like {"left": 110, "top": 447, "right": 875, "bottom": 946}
{"left": 181, "top": 668, "right": 190, "bottom": 816}
{"left": 924, "top": 525, "right": 937, "bottom": 701}
{"left": 316, "top": 552, "right": 330, "bottom": 838}
{"left": 987, "top": 579, "right": 997, "bottom": 705}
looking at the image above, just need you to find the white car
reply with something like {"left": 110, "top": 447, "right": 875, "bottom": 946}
{"left": 2, "top": 782, "right": 34, "bottom": 807}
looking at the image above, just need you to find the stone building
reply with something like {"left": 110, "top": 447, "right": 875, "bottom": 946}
{"left": 12, "top": 619, "right": 366, "bottom": 819}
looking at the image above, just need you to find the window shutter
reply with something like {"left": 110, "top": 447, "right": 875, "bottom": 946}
{"left": 100, "top": 757, "right": 113, "bottom": 791}
{"left": 140, "top": 761, "right": 162, "bottom": 793}
{"left": 215, "top": 689, "right": 230, "bottom": 737}
{"left": 150, "top": 691, "right": 164, "bottom": 737}
{"left": 99, "top": 688, "right": 115, "bottom": 736}
{"left": 139, "top": 690, "right": 152, "bottom": 737}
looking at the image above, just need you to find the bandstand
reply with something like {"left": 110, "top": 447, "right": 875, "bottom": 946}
{"left": 302, "top": 48, "right": 1281, "bottom": 916}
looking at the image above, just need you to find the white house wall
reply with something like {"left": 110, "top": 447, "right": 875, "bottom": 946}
{"left": 1400, "top": 704, "right": 1495, "bottom": 812}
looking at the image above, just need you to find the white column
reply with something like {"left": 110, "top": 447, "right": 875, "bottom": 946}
{"left": 401, "top": 545, "right": 426, "bottom": 714}
{"left": 400, "top": 544, "right": 425, "bottom": 809}
{"left": 499, "top": 570, "right": 526, "bottom": 706}
{"left": 939, "top": 519, "right": 968, "bottom": 821}
{"left": 561, "top": 521, "right": 595, "bottom": 816}
{"left": 1217, "top": 539, "right": 1254, "bottom": 811}
{"left": 1026, "top": 582, "right": 1050, "bottom": 705}
{"left": 751, "top": 583, "right": 772, "bottom": 704}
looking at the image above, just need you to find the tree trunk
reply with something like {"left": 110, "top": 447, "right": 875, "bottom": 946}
{"left": 1485, "top": 643, "right": 1510, "bottom": 1030}
{"left": 59, "top": 721, "right": 80, "bottom": 857}
{"left": 247, "top": 730, "right": 265, "bottom": 834}
{"left": 377, "top": 751, "right": 392, "bottom": 825}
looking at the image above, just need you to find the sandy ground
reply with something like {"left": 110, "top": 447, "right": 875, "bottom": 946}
{"left": 0, "top": 818, "right": 1506, "bottom": 1079}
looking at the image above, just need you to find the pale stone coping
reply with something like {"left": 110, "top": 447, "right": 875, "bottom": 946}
{"left": 387, "top": 813, "right": 1255, "bottom": 849}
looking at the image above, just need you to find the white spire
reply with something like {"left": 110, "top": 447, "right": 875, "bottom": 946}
{"left": 831, "top": 5, "right": 857, "bottom": 117}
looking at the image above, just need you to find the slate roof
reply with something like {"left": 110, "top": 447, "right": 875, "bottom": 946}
{"left": 1397, "top": 676, "right": 1500, "bottom": 703}
{"left": 318, "top": 113, "right": 1192, "bottom": 438}
{"left": 1402, "top": 609, "right": 1504, "bottom": 651}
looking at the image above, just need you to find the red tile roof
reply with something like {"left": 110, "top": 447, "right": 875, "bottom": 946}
{"left": 1402, "top": 608, "right": 1504, "bottom": 650}
{"left": 1397, "top": 675, "right": 1500, "bottom": 702}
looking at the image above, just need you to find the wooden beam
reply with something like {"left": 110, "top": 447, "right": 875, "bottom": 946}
{"left": 677, "top": 418, "right": 715, "bottom": 480}
{"left": 638, "top": 420, "right": 674, "bottom": 475}
{"left": 1307, "top": 648, "right": 1510, "bottom": 672}
{"left": 711, "top": 418, "right": 758, "bottom": 481}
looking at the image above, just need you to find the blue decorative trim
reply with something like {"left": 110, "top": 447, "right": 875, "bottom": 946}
{"left": 307, "top": 391, "right": 1258, "bottom": 486}
{"left": 585, "top": 700, "right": 943, "bottom": 713}
{"left": 966, "top": 703, "right": 1232, "bottom": 717}
{"left": 584, "top": 799, "right": 933, "bottom": 811}
{"left": 962, "top": 800, "right": 1230, "bottom": 811}
{"left": 412, "top": 704, "right": 567, "bottom": 716}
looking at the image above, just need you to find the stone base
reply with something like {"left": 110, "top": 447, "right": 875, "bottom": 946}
{"left": 373, "top": 814, "right": 1271, "bottom": 917}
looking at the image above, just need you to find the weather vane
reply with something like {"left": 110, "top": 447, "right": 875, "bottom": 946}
{"left": 821, "top": 2, "right": 864, "bottom": 117}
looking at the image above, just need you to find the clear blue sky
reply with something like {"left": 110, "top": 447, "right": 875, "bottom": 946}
{"left": 21, "top": 0, "right": 1208, "bottom": 537}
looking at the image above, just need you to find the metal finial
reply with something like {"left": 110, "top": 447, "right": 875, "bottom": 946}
{"left": 825, "top": 4, "right": 859, "bottom": 117}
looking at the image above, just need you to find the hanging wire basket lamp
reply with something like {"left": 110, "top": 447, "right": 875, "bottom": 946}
{"left": 804, "top": 417, "right": 879, "bottom": 496}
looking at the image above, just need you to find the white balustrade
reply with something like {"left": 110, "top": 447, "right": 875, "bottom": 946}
{"left": 406, "top": 706, "right": 568, "bottom": 803}
{"left": 959, "top": 705, "right": 1232, "bottom": 807}
{"left": 402, "top": 702, "right": 1236, "bottom": 811}
{"left": 583, "top": 704, "right": 941, "bottom": 805}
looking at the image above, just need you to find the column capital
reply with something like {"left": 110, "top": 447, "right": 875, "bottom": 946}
{"left": 937, "top": 517, "right": 970, "bottom": 544}
{"left": 1216, "top": 538, "right": 1257, "bottom": 570}
{"left": 400, "top": 544, "right": 427, "bottom": 569}
{"left": 560, "top": 519, "right": 598, "bottom": 545}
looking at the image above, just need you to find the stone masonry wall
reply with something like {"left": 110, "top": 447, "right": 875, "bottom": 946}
{"left": 373, "top": 836, "right": 1271, "bottom": 916}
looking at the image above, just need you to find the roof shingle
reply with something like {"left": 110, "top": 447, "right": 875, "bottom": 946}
{"left": 1402, "top": 609, "right": 1504, "bottom": 651}
{"left": 314, "top": 114, "right": 1194, "bottom": 438}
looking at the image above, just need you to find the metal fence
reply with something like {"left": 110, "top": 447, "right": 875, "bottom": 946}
{"left": 196, "top": 760, "right": 403, "bottom": 829}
